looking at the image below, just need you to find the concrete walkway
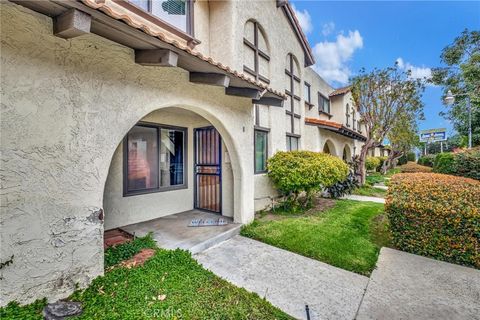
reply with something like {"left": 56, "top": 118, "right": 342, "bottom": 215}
{"left": 195, "top": 237, "right": 480, "bottom": 320}
{"left": 357, "top": 247, "right": 480, "bottom": 320}
{"left": 341, "top": 194, "right": 385, "bottom": 203}
{"left": 195, "top": 236, "right": 369, "bottom": 320}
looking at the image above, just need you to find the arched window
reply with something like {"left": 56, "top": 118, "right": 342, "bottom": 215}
{"left": 285, "top": 53, "right": 301, "bottom": 150}
{"left": 243, "top": 20, "right": 270, "bottom": 84}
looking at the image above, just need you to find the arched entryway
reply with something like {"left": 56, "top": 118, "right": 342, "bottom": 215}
{"left": 102, "top": 107, "right": 241, "bottom": 230}
{"left": 343, "top": 145, "right": 352, "bottom": 162}
{"left": 323, "top": 139, "right": 336, "bottom": 156}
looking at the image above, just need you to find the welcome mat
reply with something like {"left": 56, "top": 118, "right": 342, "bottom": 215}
{"left": 188, "top": 218, "right": 228, "bottom": 227}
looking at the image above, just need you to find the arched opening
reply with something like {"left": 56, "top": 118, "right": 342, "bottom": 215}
{"left": 323, "top": 139, "right": 336, "bottom": 156}
{"left": 343, "top": 145, "right": 352, "bottom": 162}
{"left": 102, "top": 106, "right": 242, "bottom": 251}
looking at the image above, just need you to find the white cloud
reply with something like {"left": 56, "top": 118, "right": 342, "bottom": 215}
{"left": 313, "top": 30, "right": 364, "bottom": 84}
{"left": 291, "top": 4, "right": 313, "bottom": 34}
{"left": 322, "top": 22, "right": 335, "bottom": 36}
{"left": 396, "top": 57, "right": 432, "bottom": 80}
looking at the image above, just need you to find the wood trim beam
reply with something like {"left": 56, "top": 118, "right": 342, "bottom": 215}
{"left": 253, "top": 97, "right": 284, "bottom": 108}
{"left": 53, "top": 8, "right": 91, "bottom": 39}
{"left": 226, "top": 87, "right": 261, "bottom": 99}
{"left": 189, "top": 73, "right": 230, "bottom": 87}
{"left": 135, "top": 49, "right": 178, "bottom": 67}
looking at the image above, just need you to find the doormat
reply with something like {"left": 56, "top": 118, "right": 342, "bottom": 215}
{"left": 188, "top": 218, "right": 228, "bottom": 227}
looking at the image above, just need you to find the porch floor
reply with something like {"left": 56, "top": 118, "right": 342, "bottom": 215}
{"left": 119, "top": 210, "right": 241, "bottom": 254}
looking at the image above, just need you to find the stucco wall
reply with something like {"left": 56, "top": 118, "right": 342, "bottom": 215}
{"left": 0, "top": 2, "right": 254, "bottom": 306}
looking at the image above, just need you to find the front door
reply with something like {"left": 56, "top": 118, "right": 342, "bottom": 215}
{"left": 194, "top": 127, "right": 222, "bottom": 213}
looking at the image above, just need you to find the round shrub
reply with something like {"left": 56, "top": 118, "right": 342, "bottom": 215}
{"left": 365, "top": 156, "right": 381, "bottom": 171}
{"left": 386, "top": 173, "right": 480, "bottom": 268}
{"left": 268, "top": 151, "right": 348, "bottom": 207}
{"left": 433, "top": 153, "right": 456, "bottom": 175}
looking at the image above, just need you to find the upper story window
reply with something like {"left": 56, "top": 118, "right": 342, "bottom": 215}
{"left": 352, "top": 109, "right": 356, "bottom": 130}
{"left": 318, "top": 93, "right": 330, "bottom": 114}
{"left": 304, "top": 82, "right": 313, "bottom": 107}
{"left": 130, "top": 0, "right": 193, "bottom": 34}
{"left": 243, "top": 21, "right": 270, "bottom": 84}
{"left": 357, "top": 120, "right": 362, "bottom": 133}
{"left": 345, "top": 103, "right": 350, "bottom": 127}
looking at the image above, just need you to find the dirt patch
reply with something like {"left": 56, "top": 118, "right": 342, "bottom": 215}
{"left": 256, "top": 197, "right": 337, "bottom": 222}
{"left": 120, "top": 248, "right": 156, "bottom": 268}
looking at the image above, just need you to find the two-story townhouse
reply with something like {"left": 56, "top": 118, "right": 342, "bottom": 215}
{"left": 0, "top": 0, "right": 366, "bottom": 306}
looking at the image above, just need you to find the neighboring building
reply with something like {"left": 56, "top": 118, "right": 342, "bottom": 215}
{"left": 0, "top": 0, "right": 366, "bottom": 305}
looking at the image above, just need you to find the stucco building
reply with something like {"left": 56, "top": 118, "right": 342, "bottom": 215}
{"left": 0, "top": 0, "right": 366, "bottom": 305}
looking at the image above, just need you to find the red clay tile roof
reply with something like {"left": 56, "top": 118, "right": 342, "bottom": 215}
{"left": 81, "top": 0, "right": 285, "bottom": 99}
{"left": 305, "top": 117, "right": 367, "bottom": 141}
{"left": 329, "top": 86, "right": 352, "bottom": 97}
{"left": 305, "top": 118, "right": 342, "bottom": 129}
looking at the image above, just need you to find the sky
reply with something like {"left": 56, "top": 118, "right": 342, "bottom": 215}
{"left": 291, "top": 1, "right": 480, "bottom": 135}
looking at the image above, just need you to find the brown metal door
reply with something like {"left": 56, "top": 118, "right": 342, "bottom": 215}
{"left": 194, "top": 127, "right": 222, "bottom": 213}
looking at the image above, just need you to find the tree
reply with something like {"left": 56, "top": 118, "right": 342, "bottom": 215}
{"left": 382, "top": 114, "right": 419, "bottom": 174}
{"left": 431, "top": 29, "right": 480, "bottom": 147}
{"left": 351, "top": 66, "right": 425, "bottom": 184}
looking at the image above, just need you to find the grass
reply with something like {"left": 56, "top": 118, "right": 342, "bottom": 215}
{"left": 352, "top": 185, "right": 387, "bottom": 198}
{"left": 104, "top": 233, "right": 157, "bottom": 268}
{"left": 241, "top": 199, "right": 390, "bottom": 276}
{"left": 1, "top": 250, "right": 292, "bottom": 320}
{"left": 365, "top": 168, "right": 400, "bottom": 186}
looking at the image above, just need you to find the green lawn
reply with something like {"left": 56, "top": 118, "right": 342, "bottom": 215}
{"left": 352, "top": 185, "right": 387, "bottom": 198}
{"left": 241, "top": 200, "right": 390, "bottom": 276}
{"left": 1, "top": 249, "right": 292, "bottom": 320}
{"left": 365, "top": 168, "right": 400, "bottom": 186}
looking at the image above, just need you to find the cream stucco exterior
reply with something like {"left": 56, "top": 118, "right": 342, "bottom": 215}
{"left": 0, "top": 0, "right": 367, "bottom": 306}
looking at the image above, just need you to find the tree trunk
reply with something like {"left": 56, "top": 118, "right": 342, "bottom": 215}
{"left": 382, "top": 150, "right": 403, "bottom": 174}
{"left": 358, "top": 142, "right": 373, "bottom": 185}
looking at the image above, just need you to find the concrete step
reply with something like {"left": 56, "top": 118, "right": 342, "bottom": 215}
{"left": 189, "top": 224, "right": 242, "bottom": 254}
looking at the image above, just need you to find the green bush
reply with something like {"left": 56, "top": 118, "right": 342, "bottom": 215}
{"left": 325, "top": 171, "right": 359, "bottom": 198}
{"left": 365, "top": 156, "right": 381, "bottom": 171}
{"left": 386, "top": 173, "right": 480, "bottom": 268}
{"left": 417, "top": 154, "right": 435, "bottom": 167}
{"left": 455, "top": 148, "right": 480, "bottom": 180}
{"left": 376, "top": 156, "right": 388, "bottom": 171}
{"left": 104, "top": 233, "right": 157, "bottom": 268}
{"left": 407, "top": 152, "right": 416, "bottom": 162}
{"left": 433, "top": 153, "right": 456, "bottom": 175}
{"left": 268, "top": 151, "right": 348, "bottom": 208}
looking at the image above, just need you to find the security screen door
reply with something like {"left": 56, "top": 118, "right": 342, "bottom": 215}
{"left": 194, "top": 127, "right": 222, "bottom": 213}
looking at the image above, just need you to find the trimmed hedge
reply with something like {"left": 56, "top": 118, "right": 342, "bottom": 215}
{"left": 365, "top": 156, "right": 381, "bottom": 171}
{"left": 434, "top": 148, "right": 480, "bottom": 180}
{"left": 399, "top": 162, "right": 432, "bottom": 173}
{"left": 386, "top": 173, "right": 480, "bottom": 268}
{"left": 417, "top": 154, "right": 435, "bottom": 167}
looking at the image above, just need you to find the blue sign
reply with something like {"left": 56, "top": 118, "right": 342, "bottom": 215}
{"left": 419, "top": 128, "right": 447, "bottom": 142}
